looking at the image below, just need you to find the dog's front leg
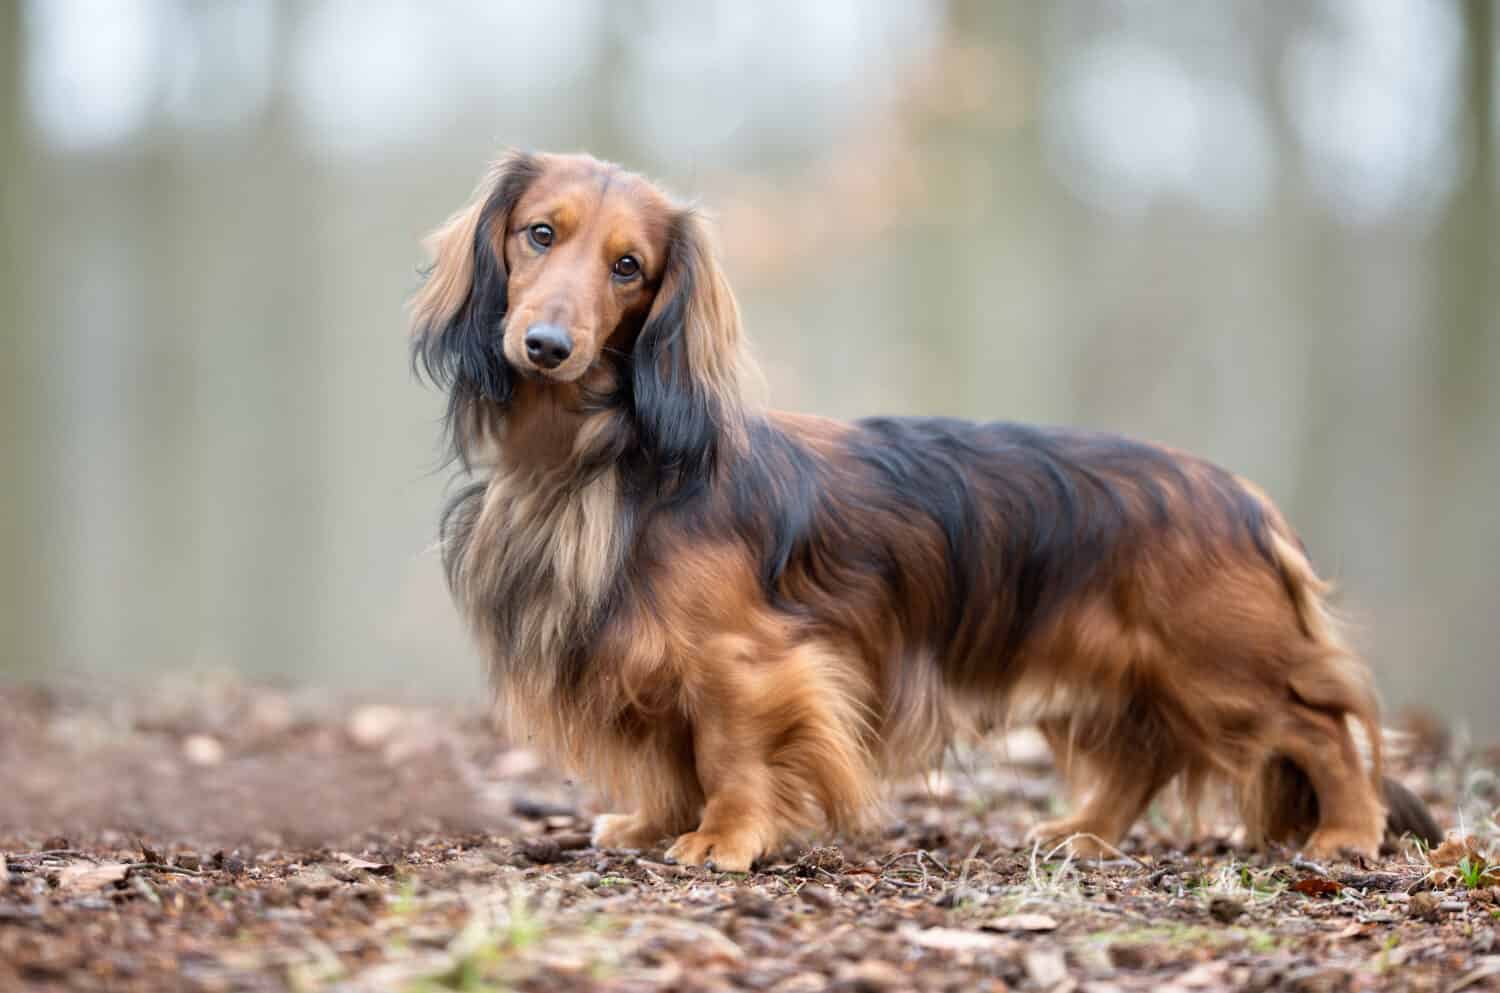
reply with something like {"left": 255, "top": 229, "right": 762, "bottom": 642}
{"left": 663, "top": 704, "right": 777, "bottom": 873}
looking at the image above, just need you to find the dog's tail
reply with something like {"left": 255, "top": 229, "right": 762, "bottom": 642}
{"left": 1243, "top": 760, "right": 1442, "bottom": 848}
{"left": 1381, "top": 776, "right": 1443, "bottom": 846}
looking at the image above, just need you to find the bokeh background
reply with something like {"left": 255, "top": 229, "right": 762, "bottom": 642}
{"left": 2, "top": 1, "right": 1495, "bottom": 730}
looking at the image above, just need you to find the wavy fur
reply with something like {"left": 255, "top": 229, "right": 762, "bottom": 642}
{"left": 412, "top": 151, "right": 1440, "bottom": 870}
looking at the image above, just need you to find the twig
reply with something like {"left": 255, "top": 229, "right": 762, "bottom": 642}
{"left": 919, "top": 850, "right": 950, "bottom": 875}
{"left": 880, "top": 851, "right": 925, "bottom": 869}
{"left": 127, "top": 862, "right": 204, "bottom": 877}
{"left": 1292, "top": 856, "right": 1329, "bottom": 877}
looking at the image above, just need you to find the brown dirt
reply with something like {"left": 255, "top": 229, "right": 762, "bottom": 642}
{"left": 1, "top": 676, "right": 1496, "bottom": 993}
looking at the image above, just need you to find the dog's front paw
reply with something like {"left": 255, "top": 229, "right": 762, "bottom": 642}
{"left": 591, "top": 813, "right": 666, "bottom": 851}
{"left": 663, "top": 830, "right": 760, "bottom": 873}
{"left": 1304, "top": 827, "right": 1381, "bottom": 861}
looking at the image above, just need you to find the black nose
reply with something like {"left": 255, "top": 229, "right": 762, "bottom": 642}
{"left": 523, "top": 323, "right": 573, "bottom": 369}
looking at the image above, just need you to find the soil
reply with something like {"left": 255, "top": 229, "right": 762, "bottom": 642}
{"left": 2, "top": 676, "right": 1496, "bottom": 993}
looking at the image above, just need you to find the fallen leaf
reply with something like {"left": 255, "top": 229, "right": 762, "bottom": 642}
{"left": 1292, "top": 876, "right": 1342, "bottom": 897}
{"left": 982, "top": 913, "right": 1059, "bottom": 932}
{"left": 335, "top": 853, "right": 394, "bottom": 876}
{"left": 56, "top": 862, "right": 129, "bottom": 893}
{"left": 1429, "top": 835, "right": 1489, "bottom": 868}
{"left": 904, "top": 925, "right": 1010, "bottom": 953}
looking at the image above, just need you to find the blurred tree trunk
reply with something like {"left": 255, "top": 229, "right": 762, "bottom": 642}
{"left": 0, "top": 2, "right": 42, "bottom": 670}
{"left": 1429, "top": 0, "right": 1498, "bottom": 717}
{"left": 1437, "top": 0, "right": 1494, "bottom": 451}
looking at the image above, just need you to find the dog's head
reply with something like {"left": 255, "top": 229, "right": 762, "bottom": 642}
{"left": 411, "top": 151, "right": 747, "bottom": 477}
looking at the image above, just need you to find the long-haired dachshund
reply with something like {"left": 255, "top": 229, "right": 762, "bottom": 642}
{"left": 411, "top": 151, "right": 1439, "bottom": 871}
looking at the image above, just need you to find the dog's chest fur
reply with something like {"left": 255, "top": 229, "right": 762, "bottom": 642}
{"left": 446, "top": 462, "right": 624, "bottom": 687}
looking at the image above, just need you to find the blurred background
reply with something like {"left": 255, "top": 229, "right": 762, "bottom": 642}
{"left": 1, "top": 1, "right": 1495, "bottom": 730}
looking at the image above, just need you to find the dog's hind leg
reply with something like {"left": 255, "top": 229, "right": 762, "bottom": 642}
{"left": 1259, "top": 696, "right": 1385, "bottom": 858}
{"left": 1028, "top": 704, "right": 1184, "bottom": 857}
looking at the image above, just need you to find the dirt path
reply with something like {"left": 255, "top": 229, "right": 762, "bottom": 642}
{"left": 1, "top": 678, "right": 1496, "bottom": 992}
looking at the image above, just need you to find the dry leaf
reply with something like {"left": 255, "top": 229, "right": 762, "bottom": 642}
{"left": 982, "top": 913, "right": 1059, "bottom": 932}
{"left": 1428, "top": 835, "right": 1487, "bottom": 867}
{"left": 1292, "top": 876, "right": 1342, "bottom": 897}
{"left": 56, "top": 862, "right": 130, "bottom": 893}
{"left": 904, "top": 926, "right": 1009, "bottom": 952}
{"left": 335, "top": 853, "right": 395, "bottom": 876}
{"left": 1425, "top": 835, "right": 1499, "bottom": 888}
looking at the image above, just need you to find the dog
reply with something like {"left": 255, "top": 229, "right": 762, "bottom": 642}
{"left": 410, "top": 151, "right": 1440, "bottom": 871}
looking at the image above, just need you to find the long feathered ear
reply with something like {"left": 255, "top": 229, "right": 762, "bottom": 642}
{"left": 409, "top": 150, "right": 542, "bottom": 465}
{"left": 629, "top": 210, "right": 751, "bottom": 487}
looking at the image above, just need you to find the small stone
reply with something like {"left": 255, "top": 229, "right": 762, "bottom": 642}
{"left": 512, "top": 795, "right": 575, "bottom": 819}
{"left": 519, "top": 838, "right": 564, "bottom": 864}
{"left": 1285, "top": 966, "right": 1349, "bottom": 993}
{"left": 570, "top": 871, "right": 602, "bottom": 888}
{"left": 549, "top": 832, "right": 593, "bottom": 851}
{"left": 182, "top": 734, "right": 225, "bottom": 767}
{"left": 493, "top": 749, "right": 544, "bottom": 778}
{"left": 347, "top": 705, "right": 404, "bottom": 748}
{"left": 734, "top": 889, "right": 774, "bottom": 918}
{"left": 798, "top": 883, "right": 836, "bottom": 909}
{"left": 1407, "top": 890, "right": 1442, "bottom": 920}
{"left": 1209, "top": 896, "right": 1246, "bottom": 923}
{"left": 1023, "top": 947, "right": 1069, "bottom": 988}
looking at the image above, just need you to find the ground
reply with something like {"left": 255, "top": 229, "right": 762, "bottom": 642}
{"left": 1, "top": 676, "right": 1497, "bottom": 993}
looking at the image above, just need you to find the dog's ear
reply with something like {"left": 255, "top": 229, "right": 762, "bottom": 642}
{"left": 410, "top": 150, "right": 541, "bottom": 464}
{"left": 629, "top": 210, "right": 750, "bottom": 486}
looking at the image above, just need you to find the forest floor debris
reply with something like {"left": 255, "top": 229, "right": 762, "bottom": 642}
{"left": 1, "top": 677, "right": 1496, "bottom": 992}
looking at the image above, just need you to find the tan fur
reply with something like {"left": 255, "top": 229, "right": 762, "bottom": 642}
{"left": 414, "top": 151, "right": 1438, "bottom": 872}
{"left": 409, "top": 165, "right": 499, "bottom": 335}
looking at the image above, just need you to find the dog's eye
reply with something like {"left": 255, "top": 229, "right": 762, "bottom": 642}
{"left": 612, "top": 255, "right": 640, "bottom": 279}
{"left": 527, "top": 223, "right": 554, "bottom": 249}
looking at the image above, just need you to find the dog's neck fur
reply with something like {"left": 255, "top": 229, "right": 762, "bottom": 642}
{"left": 446, "top": 374, "right": 630, "bottom": 701}
{"left": 496, "top": 380, "right": 591, "bottom": 473}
